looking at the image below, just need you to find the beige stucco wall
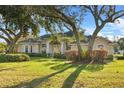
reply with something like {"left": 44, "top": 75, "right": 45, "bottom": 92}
{"left": 70, "top": 44, "right": 88, "bottom": 51}
{"left": 17, "top": 38, "right": 114, "bottom": 55}
{"left": 17, "top": 44, "right": 25, "bottom": 52}
{"left": 31, "top": 44, "right": 40, "bottom": 53}
{"left": 93, "top": 38, "right": 114, "bottom": 55}
{"left": 68, "top": 38, "right": 114, "bottom": 55}
{"left": 17, "top": 43, "right": 40, "bottom": 53}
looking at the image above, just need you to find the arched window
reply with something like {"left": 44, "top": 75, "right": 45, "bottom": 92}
{"left": 98, "top": 45, "right": 104, "bottom": 49}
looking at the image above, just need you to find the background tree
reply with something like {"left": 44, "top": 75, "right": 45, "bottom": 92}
{"left": 118, "top": 38, "right": 124, "bottom": 50}
{"left": 84, "top": 5, "right": 124, "bottom": 54}
{"left": 0, "top": 6, "right": 40, "bottom": 53}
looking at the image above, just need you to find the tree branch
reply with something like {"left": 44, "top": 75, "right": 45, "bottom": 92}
{"left": 64, "top": 24, "right": 73, "bottom": 32}
{"left": 0, "top": 28, "right": 13, "bottom": 41}
{"left": 51, "top": 6, "right": 74, "bottom": 26}
{"left": 6, "top": 29, "right": 16, "bottom": 36}
{"left": 112, "top": 12, "right": 124, "bottom": 22}
{"left": 0, "top": 35, "right": 10, "bottom": 44}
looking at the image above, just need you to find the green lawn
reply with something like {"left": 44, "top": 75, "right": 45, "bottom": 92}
{"left": 0, "top": 57, "right": 124, "bottom": 88}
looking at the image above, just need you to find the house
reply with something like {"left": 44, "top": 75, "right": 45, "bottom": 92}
{"left": 16, "top": 31, "right": 114, "bottom": 55}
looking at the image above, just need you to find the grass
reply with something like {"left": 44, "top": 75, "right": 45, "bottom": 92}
{"left": 0, "top": 57, "right": 124, "bottom": 88}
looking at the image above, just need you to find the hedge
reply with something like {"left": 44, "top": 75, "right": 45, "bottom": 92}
{"left": 26, "top": 53, "right": 47, "bottom": 57}
{"left": 105, "top": 55, "right": 113, "bottom": 61}
{"left": 0, "top": 54, "right": 30, "bottom": 62}
{"left": 117, "top": 56, "right": 124, "bottom": 60}
{"left": 53, "top": 53, "right": 66, "bottom": 59}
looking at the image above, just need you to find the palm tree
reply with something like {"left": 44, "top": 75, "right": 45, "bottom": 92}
{"left": 48, "top": 30, "right": 85, "bottom": 57}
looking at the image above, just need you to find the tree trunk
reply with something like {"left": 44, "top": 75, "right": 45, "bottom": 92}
{"left": 88, "top": 32, "right": 98, "bottom": 54}
{"left": 88, "top": 23, "right": 106, "bottom": 56}
{"left": 6, "top": 33, "right": 22, "bottom": 53}
{"left": 7, "top": 43, "right": 15, "bottom": 53}
{"left": 72, "top": 26, "right": 83, "bottom": 61}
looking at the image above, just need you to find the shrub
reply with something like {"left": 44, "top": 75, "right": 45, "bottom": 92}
{"left": 82, "top": 50, "right": 89, "bottom": 59}
{"left": 26, "top": 53, "right": 47, "bottom": 57}
{"left": 91, "top": 50, "right": 108, "bottom": 58}
{"left": 0, "top": 54, "right": 30, "bottom": 62}
{"left": 65, "top": 50, "right": 79, "bottom": 61}
{"left": 91, "top": 50, "right": 108, "bottom": 64}
{"left": 65, "top": 49, "right": 108, "bottom": 64}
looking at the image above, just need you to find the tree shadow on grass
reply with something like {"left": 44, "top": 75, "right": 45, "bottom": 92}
{"left": 62, "top": 63, "right": 104, "bottom": 88}
{"left": 62, "top": 64, "right": 87, "bottom": 88}
{"left": 0, "top": 65, "right": 29, "bottom": 72}
{"left": 8, "top": 63, "right": 104, "bottom": 88}
{"left": 31, "top": 58, "right": 66, "bottom": 63}
{"left": 84, "top": 64, "right": 104, "bottom": 72}
{"left": 9, "top": 64, "right": 73, "bottom": 88}
{"left": 0, "top": 67, "right": 16, "bottom": 71}
{"left": 43, "top": 63, "right": 57, "bottom": 66}
{"left": 50, "top": 63, "right": 73, "bottom": 70}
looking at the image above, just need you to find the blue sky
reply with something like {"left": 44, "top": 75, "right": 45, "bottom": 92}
{"left": 0, "top": 6, "right": 124, "bottom": 42}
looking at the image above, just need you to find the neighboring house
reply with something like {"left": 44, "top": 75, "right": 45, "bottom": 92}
{"left": 16, "top": 31, "right": 114, "bottom": 55}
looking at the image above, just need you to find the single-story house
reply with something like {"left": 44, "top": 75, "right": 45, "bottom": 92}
{"left": 16, "top": 31, "right": 114, "bottom": 55}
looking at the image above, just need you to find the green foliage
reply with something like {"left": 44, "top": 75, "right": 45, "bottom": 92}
{"left": 118, "top": 38, "right": 124, "bottom": 50}
{"left": 0, "top": 54, "right": 30, "bottom": 62}
{"left": 0, "top": 6, "right": 42, "bottom": 53}
{"left": 0, "top": 43, "right": 7, "bottom": 53}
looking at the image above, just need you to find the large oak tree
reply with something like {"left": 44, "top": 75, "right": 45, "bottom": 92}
{"left": 84, "top": 5, "right": 124, "bottom": 54}
{"left": 0, "top": 6, "right": 40, "bottom": 53}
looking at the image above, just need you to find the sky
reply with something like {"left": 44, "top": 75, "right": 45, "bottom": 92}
{"left": 0, "top": 5, "right": 124, "bottom": 42}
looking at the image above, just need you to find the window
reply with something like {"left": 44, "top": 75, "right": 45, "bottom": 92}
{"left": 30, "top": 46, "right": 32, "bottom": 53}
{"left": 66, "top": 45, "right": 71, "bottom": 50}
{"left": 98, "top": 45, "right": 104, "bottom": 49}
{"left": 25, "top": 46, "right": 28, "bottom": 52}
{"left": 42, "top": 44, "right": 46, "bottom": 47}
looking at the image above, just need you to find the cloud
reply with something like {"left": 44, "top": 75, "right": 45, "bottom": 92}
{"left": 106, "top": 35, "right": 114, "bottom": 41}
{"left": 105, "top": 35, "right": 124, "bottom": 41}
{"left": 102, "top": 31, "right": 114, "bottom": 34}
{"left": 98, "top": 32, "right": 104, "bottom": 37}
{"left": 107, "top": 18, "right": 124, "bottom": 35}
{"left": 84, "top": 28, "right": 95, "bottom": 35}
{"left": 115, "top": 18, "right": 124, "bottom": 28}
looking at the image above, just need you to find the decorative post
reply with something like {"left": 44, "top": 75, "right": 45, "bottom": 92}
{"left": 61, "top": 41, "right": 64, "bottom": 54}
{"left": 46, "top": 41, "right": 50, "bottom": 54}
